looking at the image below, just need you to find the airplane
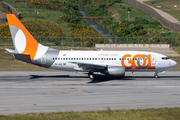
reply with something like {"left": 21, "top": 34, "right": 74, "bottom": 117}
{"left": 5, "top": 14, "right": 177, "bottom": 79}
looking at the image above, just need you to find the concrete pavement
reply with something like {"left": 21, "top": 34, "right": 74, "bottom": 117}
{"left": 0, "top": 70, "right": 180, "bottom": 114}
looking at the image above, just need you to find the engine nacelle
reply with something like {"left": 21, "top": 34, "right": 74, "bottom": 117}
{"left": 102, "top": 66, "right": 125, "bottom": 76}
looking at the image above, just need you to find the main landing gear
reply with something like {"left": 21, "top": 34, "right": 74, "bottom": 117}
{"left": 88, "top": 71, "right": 95, "bottom": 80}
{"left": 154, "top": 72, "right": 159, "bottom": 78}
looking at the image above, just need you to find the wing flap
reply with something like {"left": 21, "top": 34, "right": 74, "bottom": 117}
{"left": 70, "top": 62, "right": 106, "bottom": 71}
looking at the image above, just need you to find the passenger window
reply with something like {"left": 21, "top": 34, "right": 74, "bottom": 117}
{"left": 53, "top": 58, "right": 54, "bottom": 60}
{"left": 109, "top": 58, "right": 111, "bottom": 60}
{"left": 122, "top": 58, "right": 124, "bottom": 60}
{"left": 95, "top": 58, "right": 97, "bottom": 60}
{"left": 127, "top": 58, "right": 129, "bottom": 60}
{"left": 77, "top": 58, "right": 78, "bottom": 60}
{"left": 66, "top": 58, "right": 68, "bottom": 60}
{"left": 61, "top": 58, "right": 62, "bottom": 60}
{"left": 104, "top": 58, "right": 106, "bottom": 60}
{"left": 74, "top": 58, "right": 75, "bottom": 60}
{"left": 90, "top": 58, "right": 91, "bottom": 60}
{"left": 87, "top": 58, "right": 89, "bottom": 60}
{"left": 107, "top": 58, "right": 108, "bottom": 60}
{"left": 112, "top": 58, "right": 113, "bottom": 60}
{"left": 92, "top": 58, "right": 94, "bottom": 60}
{"left": 98, "top": 58, "right": 100, "bottom": 60}
{"left": 114, "top": 58, "right": 116, "bottom": 60}
{"left": 63, "top": 58, "right": 65, "bottom": 60}
{"left": 82, "top": 58, "right": 83, "bottom": 60}
{"left": 119, "top": 58, "right": 121, "bottom": 60}
{"left": 71, "top": 58, "right": 73, "bottom": 60}
{"left": 79, "top": 58, "right": 81, "bottom": 60}
{"left": 84, "top": 58, "right": 86, "bottom": 60}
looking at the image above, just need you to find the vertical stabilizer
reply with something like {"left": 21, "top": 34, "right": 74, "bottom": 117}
{"left": 6, "top": 14, "right": 38, "bottom": 60}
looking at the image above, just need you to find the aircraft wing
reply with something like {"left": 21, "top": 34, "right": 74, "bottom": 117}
{"left": 70, "top": 62, "right": 107, "bottom": 71}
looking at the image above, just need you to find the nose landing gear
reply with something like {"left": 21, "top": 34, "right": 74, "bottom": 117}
{"left": 154, "top": 71, "right": 165, "bottom": 78}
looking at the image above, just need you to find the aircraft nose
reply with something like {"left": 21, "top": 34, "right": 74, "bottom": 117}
{"left": 171, "top": 60, "right": 177, "bottom": 67}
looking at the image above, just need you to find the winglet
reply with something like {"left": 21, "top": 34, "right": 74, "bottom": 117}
{"left": 6, "top": 14, "right": 38, "bottom": 60}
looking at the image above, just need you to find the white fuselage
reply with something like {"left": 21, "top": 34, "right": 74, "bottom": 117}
{"left": 46, "top": 50, "right": 177, "bottom": 72}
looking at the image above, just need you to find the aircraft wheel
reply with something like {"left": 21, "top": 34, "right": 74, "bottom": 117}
{"left": 88, "top": 72, "right": 94, "bottom": 80}
{"left": 154, "top": 73, "right": 159, "bottom": 78}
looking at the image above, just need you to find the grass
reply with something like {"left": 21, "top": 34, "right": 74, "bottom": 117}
{"left": 169, "top": 48, "right": 180, "bottom": 70}
{"left": 114, "top": 3, "right": 155, "bottom": 22}
{"left": 174, "top": 47, "right": 180, "bottom": 54}
{"left": 144, "top": 0, "right": 180, "bottom": 21}
{"left": 113, "top": 2, "right": 172, "bottom": 36}
{"left": 6, "top": 2, "right": 71, "bottom": 35}
{"left": 0, "top": 108, "right": 180, "bottom": 120}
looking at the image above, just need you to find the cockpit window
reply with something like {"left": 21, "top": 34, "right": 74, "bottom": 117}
{"left": 162, "top": 57, "right": 169, "bottom": 60}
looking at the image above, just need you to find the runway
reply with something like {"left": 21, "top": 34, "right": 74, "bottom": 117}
{"left": 0, "top": 70, "right": 180, "bottom": 114}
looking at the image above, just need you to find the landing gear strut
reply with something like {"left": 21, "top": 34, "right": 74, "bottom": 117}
{"left": 154, "top": 73, "right": 159, "bottom": 78}
{"left": 88, "top": 71, "right": 94, "bottom": 80}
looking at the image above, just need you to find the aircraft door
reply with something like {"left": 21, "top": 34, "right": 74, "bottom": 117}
{"left": 152, "top": 55, "right": 156, "bottom": 65}
{"left": 41, "top": 55, "right": 46, "bottom": 64}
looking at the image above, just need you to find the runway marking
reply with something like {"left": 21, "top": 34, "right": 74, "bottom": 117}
{"left": 0, "top": 95, "right": 180, "bottom": 104}
{"left": 0, "top": 87, "right": 82, "bottom": 97}
{"left": 70, "top": 88, "right": 82, "bottom": 93}
{"left": 0, "top": 103, "right": 180, "bottom": 112}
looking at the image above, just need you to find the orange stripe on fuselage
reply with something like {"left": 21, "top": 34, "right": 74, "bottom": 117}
{"left": 6, "top": 14, "right": 38, "bottom": 60}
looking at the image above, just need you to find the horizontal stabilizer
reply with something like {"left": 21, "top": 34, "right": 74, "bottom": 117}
{"left": 5, "top": 48, "right": 29, "bottom": 56}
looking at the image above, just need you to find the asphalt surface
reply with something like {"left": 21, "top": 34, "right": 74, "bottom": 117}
{"left": 0, "top": 70, "right": 180, "bottom": 114}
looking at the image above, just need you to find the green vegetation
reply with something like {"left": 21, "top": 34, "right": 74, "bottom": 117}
{"left": 107, "top": 2, "right": 176, "bottom": 37}
{"left": 144, "top": 0, "right": 180, "bottom": 21}
{"left": 76, "top": 0, "right": 180, "bottom": 44}
{"left": 1, "top": 0, "right": 180, "bottom": 46}
{"left": 2, "top": 0, "right": 106, "bottom": 46}
{"left": 0, "top": 108, "right": 180, "bottom": 120}
{"left": 5, "top": 2, "right": 71, "bottom": 35}
{"left": 86, "top": 3, "right": 111, "bottom": 17}
{"left": 174, "top": 47, "right": 180, "bottom": 54}
{"left": 169, "top": 47, "right": 180, "bottom": 70}
{"left": 0, "top": 19, "right": 64, "bottom": 37}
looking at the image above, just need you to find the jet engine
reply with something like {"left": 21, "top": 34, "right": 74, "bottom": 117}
{"left": 102, "top": 66, "right": 125, "bottom": 76}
